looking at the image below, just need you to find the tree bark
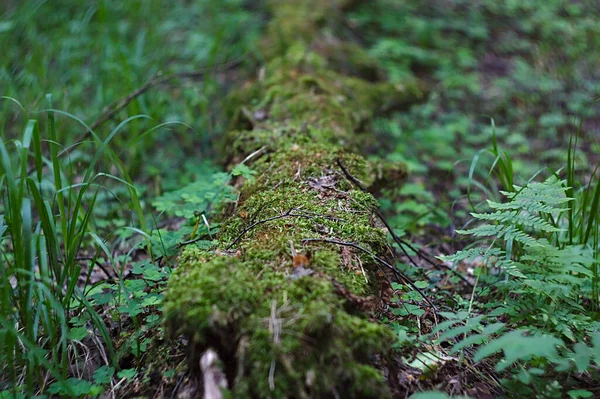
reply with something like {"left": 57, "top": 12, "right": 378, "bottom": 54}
{"left": 163, "top": 1, "right": 425, "bottom": 397}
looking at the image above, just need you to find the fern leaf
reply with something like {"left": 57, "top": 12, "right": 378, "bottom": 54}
{"left": 474, "top": 330, "right": 563, "bottom": 372}
{"left": 450, "top": 334, "right": 488, "bottom": 353}
{"left": 438, "top": 247, "right": 502, "bottom": 264}
{"left": 456, "top": 224, "right": 504, "bottom": 238}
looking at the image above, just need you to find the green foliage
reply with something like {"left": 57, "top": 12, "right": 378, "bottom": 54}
{"left": 2, "top": 0, "right": 600, "bottom": 397}
{"left": 152, "top": 172, "right": 235, "bottom": 219}
{"left": 0, "top": 102, "right": 138, "bottom": 395}
{"left": 474, "top": 330, "right": 563, "bottom": 371}
{"left": 432, "top": 312, "right": 600, "bottom": 395}
{"left": 0, "top": 0, "right": 257, "bottom": 126}
{"left": 430, "top": 131, "right": 600, "bottom": 395}
{"left": 350, "top": 1, "right": 600, "bottom": 397}
{"left": 1, "top": 1, "right": 261, "bottom": 394}
{"left": 47, "top": 378, "right": 103, "bottom": 397}
{"left": 443, "top": 175, "right": 575, "bottom": 274}
{"left": 0, "top": 107, "right": 228, "bottom": 396}
{"left": 1, "top": 0, "right": 262, "bottom": 197}
{"left": 449, "top": 178, "right": 596, "bottom": 315}
{"left": 354, "top": 0, "right": 600, "bottom": 226}
{"left": 0, "top": 102, "right": 237, "bottom": 397}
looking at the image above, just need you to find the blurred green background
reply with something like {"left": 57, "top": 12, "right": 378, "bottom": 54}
{"left": 1, "top": 0, "right": 262, "bottom": 193}
{"left": 350, "top": 0, "right": 600, "bottom": 233}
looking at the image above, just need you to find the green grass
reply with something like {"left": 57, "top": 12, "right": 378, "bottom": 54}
{"left": 1, "top": 0, "right": 260, "bottom": 190}
{"left": 0, "top": 100, "right": 131, "bottom": 396}
{"left": 0, "top": 0, "right": 262, "bottom": 396}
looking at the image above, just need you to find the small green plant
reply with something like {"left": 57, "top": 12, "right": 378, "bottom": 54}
{"left": 0, "top": 98, "right": 250, "bottom": 396}
{"left": 0, "top": 98, "right": 152, "bottom": 396}
{"left": 435, "top": 129, "right": 600, "bottom": 396}
{"left": 445, "top": 175, "right": 576, "bottom": 278}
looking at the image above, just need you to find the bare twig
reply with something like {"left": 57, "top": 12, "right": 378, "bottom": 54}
{"left": 70, "top": 54, "right": 248, "bottom": 146}
{"left": 225, "top": 208, "right": 345, "bottom": 251}
{"left": 336, "top": 158, "right": 473, "bottom": 287}
{"left": 395, "top": 238, "right": 474, "bottom": 287}
{"left": 67, "top": 256, "right": 117, "bottom": 284}
{"left": 301, "top": 237, "right": 438, "bottom": 311}
{"left": 335, "top": 159, "right": 369, "bottom": 190}
{"left": 170, "top": 373, "right": 186, "bottom": 399}
{"left": 176, "top": 235, "right": 211, "bottom": 248}
{"left": 240, "top": 146, "right": 268, "bottom": 165}
{"left": 225, "top": 208, "right": 299, "bottom": 250}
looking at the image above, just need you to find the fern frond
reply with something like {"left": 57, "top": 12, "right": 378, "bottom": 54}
{"left": 498, "top": 225, "right": 540, "bottom": 247}
{"left": 456, "top": 224, "right": 504, "bottom": 238}
{"left": 439, "top": 247, "right": 527, "bottom": 278}
{"left": 438, "top": 246, "right": 503, "bottom": 264}
{"left": 502, "top": 177, "right": 571, "bottom": 211}
{"left": 474, "top": 330, "right": 563, "bottom": 372}
{"left": 471, "top": 210, "right": 562, "bottom": 233}
{"left": 489, "top": 199, "right": 564, "bottom": 214}
{"left": 493, "top": 257, "right": 527, "bottom": 278}
{"left": 523, "top": 280, "right": 573, "bottom": 297}
{"left": 521, "top": 242, "right": 596, "bottom": 277}
{"left": 509, "top": 175, "right": 569, "bottom": 198}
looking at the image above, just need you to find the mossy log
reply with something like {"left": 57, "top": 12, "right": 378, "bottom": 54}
{"left": 163, "top": 1, "right": 425, "bottom": 397}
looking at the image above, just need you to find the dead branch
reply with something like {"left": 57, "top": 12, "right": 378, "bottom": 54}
{"left": 336, "top": 158, "right": 473, "bottom": 287}
{"left": 225, "top": 208, "right": 346, "bottom": 251}
{"left": 69, "top": 54, "right": 248, "bottom": 146}
{"left": 301, "top": 237, "right": 438, "bottom": 311}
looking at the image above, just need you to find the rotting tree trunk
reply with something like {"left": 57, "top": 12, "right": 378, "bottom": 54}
{"left": 163, "top": 1, "right": 425, "bottom": 398}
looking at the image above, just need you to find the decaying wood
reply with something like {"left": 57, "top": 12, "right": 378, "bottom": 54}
{"left": 163, "top": 1, "right": 426, "bottom": 397}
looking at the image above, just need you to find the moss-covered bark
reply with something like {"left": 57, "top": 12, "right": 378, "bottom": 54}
{"left": 163, "top": 1, "right": 425, "bottom": 397}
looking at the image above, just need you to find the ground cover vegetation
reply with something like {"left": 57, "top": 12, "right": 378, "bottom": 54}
{"left": 1, "top": 0, "right": 599, "bottom": 397}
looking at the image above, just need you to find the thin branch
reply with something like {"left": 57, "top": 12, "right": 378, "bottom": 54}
{"left": 336, "top": 158, "right": 473, "bottom": 287}
{"left": 177, "top": 235, "right": 212, "bottom": 248}
{"left": 226, "top": 209, "right": 298, "bottom": 250}
{"left": 71, "top": 54, "right": 248, "bottom": 145}
{"left": 240, "top": 146, "right": 268, "bottom": 165}
{"left": 225, "top": 208, "right": 342, "bottom": 251}
{"left": 301, "top": 237, "right": 438, "bottom": 311}
{"left": 336, "top": 158, "right": 369, "bottom": 190}
{"left": 396, "top": 238, "right": 474, "bottom": 287}
{"left": 71, "top": 256, "right": 117, "bottom": 284}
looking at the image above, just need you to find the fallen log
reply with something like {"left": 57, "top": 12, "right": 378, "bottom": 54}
{"left": 163, "top": 1, "right": 425, "bottom": 397}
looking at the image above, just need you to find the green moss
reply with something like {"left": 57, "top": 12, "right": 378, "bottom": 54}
{"left": 224, "top": 40, "right": 424, "bottom": 159}
{"left": 164, "top": 246, "right": 393, "bottom": 398}
{"left": 162, "top": 1, "right": 427, "bottom": 396}
{"left": 167, "top": 116, "right": 393, "bottom": 397}
{"left": 164, "top": 161, "right": 392, "bottom": 397}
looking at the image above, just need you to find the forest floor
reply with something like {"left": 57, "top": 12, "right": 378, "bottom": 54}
{"left": 1, "top": 0, "right": 600, "bottom": 398}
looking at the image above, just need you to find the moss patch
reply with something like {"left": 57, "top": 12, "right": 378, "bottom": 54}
{"left": 163, "top": 1, "right": 424, "bottom": 397}
{"left": 165, "top": 246, "right": 394, "bottom": 398}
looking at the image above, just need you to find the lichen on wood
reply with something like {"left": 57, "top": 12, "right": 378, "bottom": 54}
{"left": 163, "top": 1, "right": 425, "bottom": 397}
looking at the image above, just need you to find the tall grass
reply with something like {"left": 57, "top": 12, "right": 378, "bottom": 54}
{"left": 0, "top": 2, "right": 261, "bottom": 395}
{"left": 0, "top": 96, "right": 150, "bottom": 396}
{"left": 1, "top": 0, "right": 259, "bottom": 160}
{"left": 565, "top": 115, "right": 600, "bottom": 310}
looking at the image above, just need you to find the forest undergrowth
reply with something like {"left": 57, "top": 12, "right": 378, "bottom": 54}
{"left": 1, "top": 0, "right": 600, "bottom": 398}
